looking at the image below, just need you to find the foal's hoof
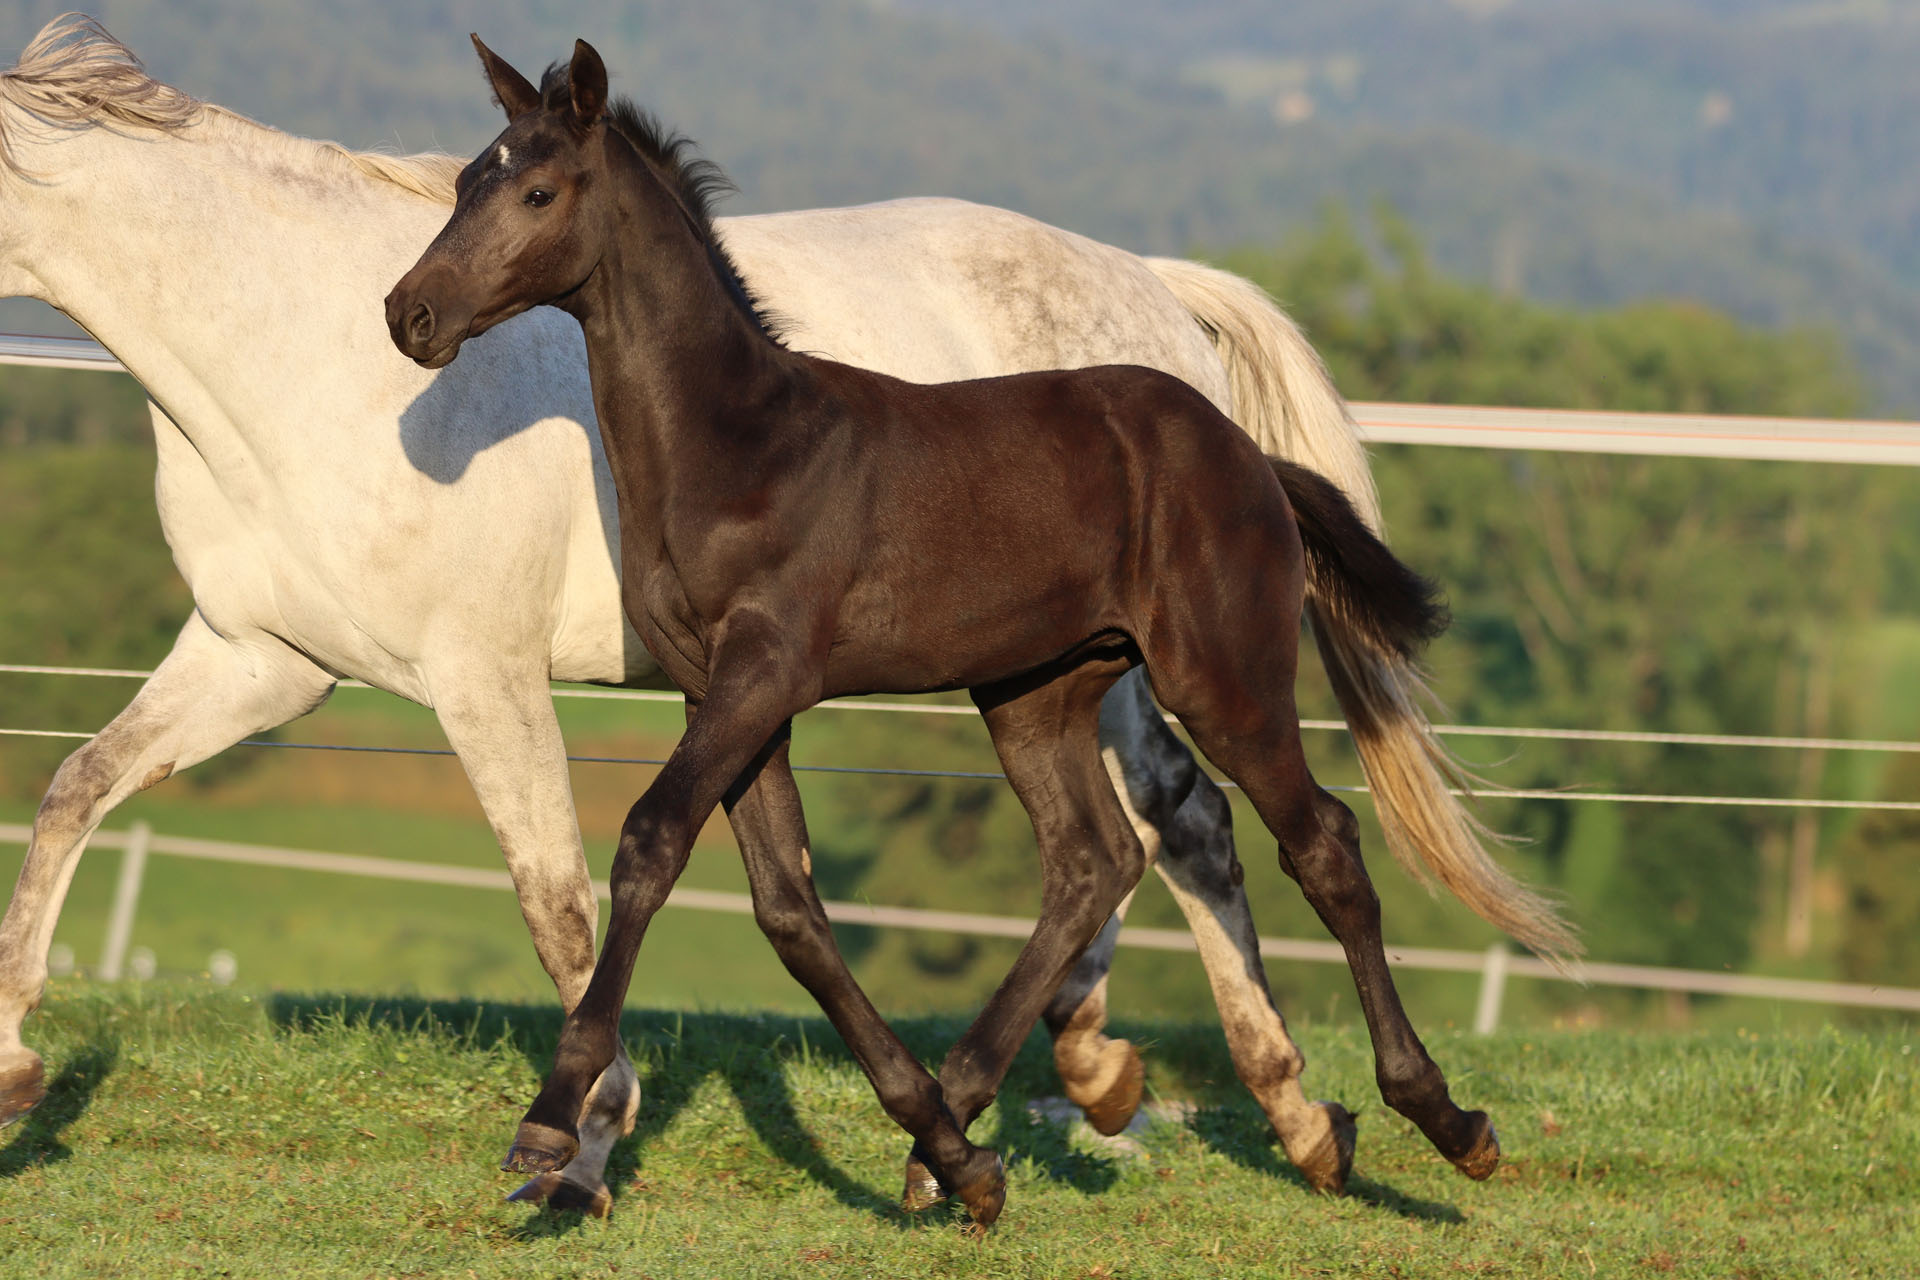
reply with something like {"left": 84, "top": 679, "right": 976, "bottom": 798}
{"left": 953, "top": 1151, "right": 1008, "bottom": 1232}
{"left": 1066, "top": 1039, "right": 1146, "bottom": 1137}
{"left": 0, "top": 1054, "right": 47, "bottom": 1129}
{"left": 1450, "top": 1111, "right": 1501, "bottom": 1182}
{"left": 501, "top": 1120, "right": 579, "bottom": 1175}
{"left": 507, "top": 1170, "right": 613, "bottom": 1218}
{"left": 1292, "top": 1101, "right": 1358, "bottom": 1195}
{"left": 901, "top": 1148, "right": 948, "bottom": 1212}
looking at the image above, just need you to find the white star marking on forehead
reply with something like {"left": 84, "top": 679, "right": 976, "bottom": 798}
{"left": 495, "top": 144, "right": 511, "bottom": 166}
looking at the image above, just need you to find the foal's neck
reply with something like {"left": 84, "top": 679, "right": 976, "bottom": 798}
{"left": 567, "top": 136, "right": 799, "bottom": 492}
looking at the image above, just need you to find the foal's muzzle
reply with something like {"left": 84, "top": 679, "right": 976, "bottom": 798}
{"left": 384, "top": 277, "right": 470, "bottom": 370}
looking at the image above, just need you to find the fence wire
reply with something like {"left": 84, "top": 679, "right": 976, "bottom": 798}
{"left": 5, "top": 663, "right": 1919, "bottom": 810}
{"left": 8, "top": 661, "right": 1918, "bottom": 755}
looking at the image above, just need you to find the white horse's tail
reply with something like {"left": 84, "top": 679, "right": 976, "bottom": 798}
{"left": 1143, "top": 256, "right": 1382, "bottom": 533}
{"left": 1147, "top": 255, "right": 1581, "bottom": 970}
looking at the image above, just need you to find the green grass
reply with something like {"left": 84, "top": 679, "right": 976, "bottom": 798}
{"left": 1, "top": 987, "right": 1915, "bottom": 1278}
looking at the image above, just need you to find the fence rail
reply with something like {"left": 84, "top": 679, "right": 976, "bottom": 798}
{"left": 1353, "top": 400, "right": 1920, "bottom": 465}
{"left": 5, "top": 821, "right": 1916, "bottom": 1032}
{"left": 9, "top": 330, "right": 1920, "bottom": 464}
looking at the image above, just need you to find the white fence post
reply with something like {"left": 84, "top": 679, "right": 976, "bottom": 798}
{"left": 98, "top": 820, "right": 151, "bottom": 981}
{"left": 1473, "top": 943, "right": 1510, "bottom": 1035}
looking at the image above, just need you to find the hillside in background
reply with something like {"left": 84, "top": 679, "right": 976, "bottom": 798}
{"left": 2, "top": 0, "right": 1917, "bottom": 409}
{"left": 904, "top": 0, "right": 1920, "bottom": 285}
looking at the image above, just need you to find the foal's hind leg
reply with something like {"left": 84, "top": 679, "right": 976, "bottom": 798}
{"left": 1096, "top": 676, "right": 1355, "bottom": 1192}
{"left": 1171, "top": 692, "right": 1498, "bottom": 1182}
{"left": 1036, "top": 672, "right": 1168, "bottom": 1138}
{"left": 1038, "top": 892, "right": 1143, "bottom": 1137}
{"left": 901, "top": 658, "right": 1142, "bottom": 1204}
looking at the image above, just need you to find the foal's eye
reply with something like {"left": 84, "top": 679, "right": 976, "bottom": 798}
{"left": 525, "top": 188, "right": 555, "bottom": 208}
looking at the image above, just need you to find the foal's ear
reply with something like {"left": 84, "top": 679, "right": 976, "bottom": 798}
{"left": 470, "top": 34, "right": 540, "bottom": 120}
{"left": 568, "top": 39, "right": 608, "bottom": 131}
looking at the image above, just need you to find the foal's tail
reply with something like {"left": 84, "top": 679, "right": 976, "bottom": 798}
{"left": 1270, "top": 460, "right": 1582, "bottom": 971}
{"left": 1151, "top": 253, "right": 1577, "bottom": 966}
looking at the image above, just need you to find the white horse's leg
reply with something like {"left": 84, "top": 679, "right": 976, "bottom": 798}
{"left": 429, "top": 677, "right": 637, "bottom": 1218}
{"left": 0, "top": 613, "right": 335, "bottom": 1125}
{"left": 1093, "top": 671, "right": 1356, "bottom": 1192}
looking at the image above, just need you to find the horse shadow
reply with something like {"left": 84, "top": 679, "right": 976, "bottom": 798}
{"left": 394, "top": 313, "right": 595, "bottom": 488}
{"left": 394, "top": 323, "right": 659, "bottom": 676}
{"left": 265, "top": 997, "right": 972, "bottom": 1233}
{"left": 263, "top": 997, "right": 1462, "bottom": 1229}
{"left": 1184, "top": 1102, "right": 1464, "bottom": 1225}
{"left": 0, "top": 1043, "right": 117, "bottom": 1179}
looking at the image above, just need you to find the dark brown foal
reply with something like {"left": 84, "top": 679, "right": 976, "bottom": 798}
{"left": 386, "top": 37, "right": 1553, "bottom": 1226}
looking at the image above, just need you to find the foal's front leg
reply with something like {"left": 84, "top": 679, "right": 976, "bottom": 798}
{"left": 433, "top": 675, "right": 639, "bottom": 1217}
{"left": 502, "top": 636, "right": 811, "bottom": 1176}
{"left": 723, "top": 725, "right": 1007, "bottom": 1226}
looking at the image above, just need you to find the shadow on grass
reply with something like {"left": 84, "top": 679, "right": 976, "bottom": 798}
{"left": 261, "top": 998, "right": 1451, "bottom": 1227}
{"left": 1346, "top": 1175, "right": 1467, "bottom": 1224}
{"left": 265, "top": 996, "right": 968, "bottom": 1232}
{"left": 986, "top": 1102, "right": 1123, "bottom": 1197}
{"left": 1185, "top": 1104, "right": 1464, "bottom": 1224}
{"left": 617, "top": 1011, "right": 911, "bottom": 1232}
{"left": 0, "top": 1043, "right": 116, "bottom": 1179}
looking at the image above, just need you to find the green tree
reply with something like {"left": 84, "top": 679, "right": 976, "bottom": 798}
{"left": 1218, "top": 208, "right": 1863, "bottom": 416}
{"left": 0, "top": 438, "right": 194, "bottom": 799}
{"left": 0, "top": 367, "right": 150, "bottom": 447}
{"left": 1220, "top": 212, "right": 1913, "bottom": 984}
{"left": 1833, "top": 754, "right": 1920, "bottom": 989}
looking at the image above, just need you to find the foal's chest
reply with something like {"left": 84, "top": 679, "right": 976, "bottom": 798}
{"left": 621, "top": 542, "right": 712, "bottom": 694}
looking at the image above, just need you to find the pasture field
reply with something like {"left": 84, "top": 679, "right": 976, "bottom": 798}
{"left": 0, "top": 986, "right": 1913, "bottom": 1278}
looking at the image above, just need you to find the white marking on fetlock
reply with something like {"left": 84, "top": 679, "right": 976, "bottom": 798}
{"left": 1062, "top": 1038, "right": 1135, "bottom": 1111}
{"left": 0, "top": 1020, "right": 34, "bottom": 1063}
{"left": 559, "top": 1049, "right": 640, "bottom": 1203}
{"left": 1277, "top": 1100, "right": 1337, "bottom": 1163}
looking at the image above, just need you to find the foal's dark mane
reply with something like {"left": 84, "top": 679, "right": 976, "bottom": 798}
{"left": 536, "top": 64, "right": 785, "bottom": 345}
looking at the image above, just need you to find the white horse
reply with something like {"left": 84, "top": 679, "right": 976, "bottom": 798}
{"left": 0, "top": 17, "right": 1567, "bottom": 1214}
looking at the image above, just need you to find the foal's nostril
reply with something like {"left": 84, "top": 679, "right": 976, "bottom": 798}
{"left": 405, "top": 301, "right": 436, "bottom": 349}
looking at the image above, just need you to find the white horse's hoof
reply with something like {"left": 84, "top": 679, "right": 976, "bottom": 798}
{"left": 0, "top": 1052, "right": 47, "bottom": 1128}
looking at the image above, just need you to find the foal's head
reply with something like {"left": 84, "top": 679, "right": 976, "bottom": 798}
{"left": 386, "top": 37, "right": 615, "bottom": 369}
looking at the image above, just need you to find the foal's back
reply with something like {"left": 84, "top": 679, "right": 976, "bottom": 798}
{"left": 811, "top": 359, "right": 1300, "bottom": 698}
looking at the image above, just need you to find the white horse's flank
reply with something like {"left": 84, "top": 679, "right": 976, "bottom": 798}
{"left": 0, "top": 17, "right": 1567, "bottom": 1212}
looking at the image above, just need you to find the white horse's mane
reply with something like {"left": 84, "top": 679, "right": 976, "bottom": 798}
{"left": 0, "top": 13, "right": 459, "bottom": 203}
